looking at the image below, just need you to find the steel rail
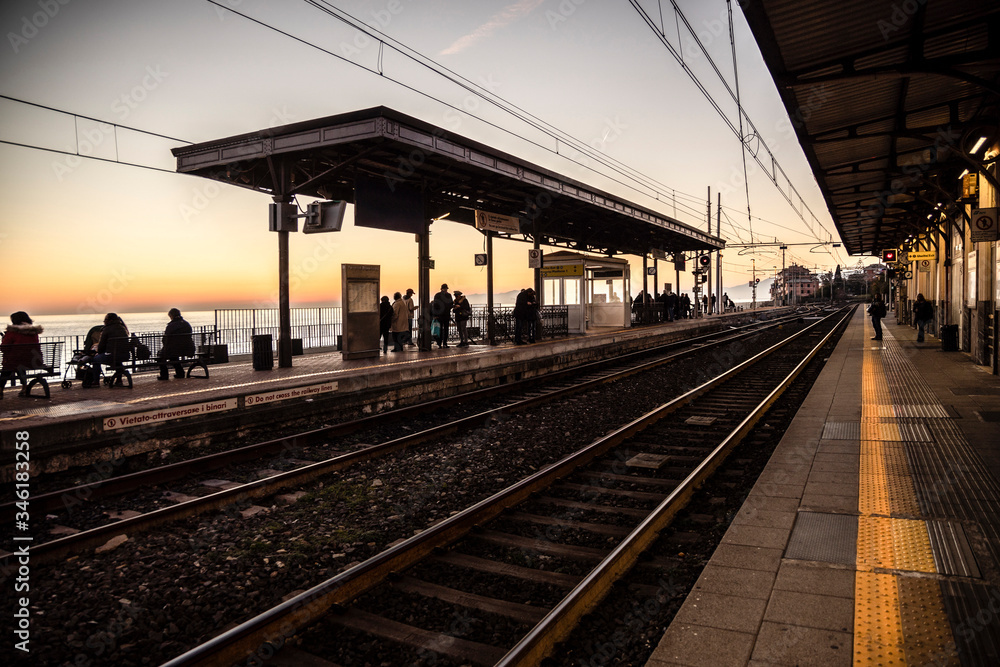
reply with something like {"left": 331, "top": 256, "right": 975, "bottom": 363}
{"left": 4, "top": 310, "right": 804, "bottom": 520}
{"left": 160, "top": 306, "right": 849, "bottom": 667}
{"left": 13, "top": 314, "right": 813, "bottom": 565}
{"left": 496, "top": 306, "right": 855, "bottom": 665}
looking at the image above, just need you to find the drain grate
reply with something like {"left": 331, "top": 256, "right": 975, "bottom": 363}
{"left": 785, "top": 511, "right": 857, "bottom": 565}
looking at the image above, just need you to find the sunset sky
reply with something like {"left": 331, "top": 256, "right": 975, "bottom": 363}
{"left": 0, "top": 0, "right": 854, "bottom": 316}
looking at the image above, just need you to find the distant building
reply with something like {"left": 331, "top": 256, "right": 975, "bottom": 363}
{"left": 771, "top": 264, "right": 820, "bottom": 304}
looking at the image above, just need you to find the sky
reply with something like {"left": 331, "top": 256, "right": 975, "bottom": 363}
{"left": 0, "top": 0, "right": 862, "bottom": 316}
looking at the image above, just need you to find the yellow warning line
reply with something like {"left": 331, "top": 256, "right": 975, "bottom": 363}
{"left": 854, "top": 316, "right": 957, "bottom": 665}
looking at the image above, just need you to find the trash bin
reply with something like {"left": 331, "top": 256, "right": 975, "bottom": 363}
{"left": 252, "top": 335, "right": 274, "bottom": 370}
{"left": 290, "top": 338, "right": 304, "bottom": 356}
{"left": 941, "top": 324, "right": 958, "bottom": 351}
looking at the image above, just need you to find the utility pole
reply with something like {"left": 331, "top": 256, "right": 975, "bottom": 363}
{"left": 706, "top": 186, "right": 711, "bottom": 317}
{"left": 780, "top": 245, "right": 787, "bottom": 306}
{"left": 716, "top": 193, "right": 721, "bottom": 313}
{"left": 751, "top": 258, "right": 757, "bottom": 310}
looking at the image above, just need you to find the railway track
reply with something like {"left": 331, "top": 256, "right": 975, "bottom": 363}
{"left": 159, "top": 306, "right": 852, "bottom": 666}
{"left": 4, "top": 310, "right": 819, "bottom": 565}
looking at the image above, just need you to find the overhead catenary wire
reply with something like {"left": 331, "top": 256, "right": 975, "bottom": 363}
{"left": 632, "top": 0, "right": 842, "bottom": 259}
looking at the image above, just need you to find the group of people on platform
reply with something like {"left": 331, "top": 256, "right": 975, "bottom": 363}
{"left": 377, "top": 284, "right": 542, "bottom": 352}
{"left": 1, "top": 309, "right": 194, "bottom": 394}
{"left": 379, "top": 288, "right": 421, "bottom": 353}
{"left": 867, "top": 293, "right": 934, "bottom": 343}
{"left": 632, "top": 290, "right": 734, "bottom": 321}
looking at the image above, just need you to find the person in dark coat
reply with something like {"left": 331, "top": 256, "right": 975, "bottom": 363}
{"left": 452, "top": 290, "right": 472, "bottom": 347}
{"left": 390, "top": 292, "right": 409, "bottom": 352}
{"left": 666, "top": 291, "right": 678, "bottom": 321}
{"left": 157, "top": 308, "right": 195, "bottom": 379}
{"left": 88, "top": 312, "right": 130, "bottom": 387}
{"left": 868, "top": 295, "right": 887, "bottom": 341}
{"left": 378, "top": 296, "right": 393, "bottom": 354}
{"left": 913, "top": 293, "right": 934, "bottom": 343}
{"left": 1, "top": 311, "right": 45, "bottom": 395}
{"left": 513, "top": 287, "right": 538, "bottom": 344}
{"left": 431, "top": 284, "right": 453, "bottom": 348}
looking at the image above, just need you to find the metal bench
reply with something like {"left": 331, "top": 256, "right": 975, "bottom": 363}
{"left": 0, "top": 341, "right": 63, "bottom": 399}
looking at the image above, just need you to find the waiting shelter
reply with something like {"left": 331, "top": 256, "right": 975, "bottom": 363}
{"left": 541, "top": 251, "right": 632, "bottom": 333}
{"left": 172, "top": 107, "right": 723, "bottom": 365}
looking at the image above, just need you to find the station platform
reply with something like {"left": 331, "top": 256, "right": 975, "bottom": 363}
{"left": 0, "top": 310, "right": 779, "bottom": 473}
{"left": 649, "top": 310, "right": 1000, "bottom": 665}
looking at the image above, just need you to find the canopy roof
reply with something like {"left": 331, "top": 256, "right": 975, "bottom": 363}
{"left": 742, "top": 0, "right": 1000, "bottom": 255}
{"left": 172, "top": 106, "right": 723, "bottom": 256}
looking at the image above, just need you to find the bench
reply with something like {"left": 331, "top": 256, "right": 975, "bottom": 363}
{"left": 0, "top": 341, "right": 63, "bottom": 399}
{"left": 91, "top": 335, "right": 222, "bottom": 389}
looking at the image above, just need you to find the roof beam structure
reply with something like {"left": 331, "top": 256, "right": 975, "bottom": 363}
{"left": 741, "top": 0, "right": 1000, "bottom": 255}
{"left": 172, "top": 106, "right": 723, "bottom": 257}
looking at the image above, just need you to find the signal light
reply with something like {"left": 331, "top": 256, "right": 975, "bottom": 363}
{"left": 699, "top": 254, "right": 711, "bottom": 267}
{"left": 881, "top": 249, "right": 897, "bottom": 263}
{"left": 754, "top": 277, "right": 760, "bottom": 284}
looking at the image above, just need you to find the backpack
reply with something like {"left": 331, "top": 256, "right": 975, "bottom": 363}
{"left": 131, "top": 334, "right": 152, "bottom": 361}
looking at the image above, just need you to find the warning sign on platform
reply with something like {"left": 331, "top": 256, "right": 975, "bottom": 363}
{"left": 475, "top": 210, "right": 521, "bottom": 234}
{"left": 246, "top": 382, "right": 338, "bottom": 406}
{"left": 918, "top": 259, "right": 932, "bottom": 272}
{"left": 971, "top": 208, "right": 998, "bottom": 243}
{"left": 104, "top": 398, "right": 237, "bottom": 431}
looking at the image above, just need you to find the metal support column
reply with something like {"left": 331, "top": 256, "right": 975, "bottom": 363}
{"left": 487, "top": 230, "right": 496, "bottom": 346}
{"left": 418, "top": 219, "right": 431, "bottom": 351}
{"left": 278, "top": 229, "right": 292, "bottom": 368}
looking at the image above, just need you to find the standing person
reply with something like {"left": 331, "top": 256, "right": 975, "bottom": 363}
{"left": 680, "top": 293, "right": 691, "bottom": 319}
{"left": 666, "top": 291, "right": 678, "bottom": 321}
{"left": 404, "top": 288, "right": 418, "bottom": 347}
{"left": 378, "top": 296, "right": 393, "bottom": 354}
{"left": 89, "top": 312, "right": 130, "bottom": 387}
{"left": 452, "top": 290, "right": 472, "bottom": 347}
{"left": 1, "top": 311, "right": 44, "bottom": 396}
{"left": 913, "top": 293, "right": 934, "bottom": 343}
{"left": 868, "top": 295, "right": 887, "bottom": 341}
{"left": 390, "top": 292, "right": 409, "bottom": 352}
{"left": 431, "top": 283, "right": 453, "bottom": 348}
{"left": 157, "top": 308, "right": 195, "bottom": 380}
{"left": 514, "top": 287, "right": 538, "bottom": 344}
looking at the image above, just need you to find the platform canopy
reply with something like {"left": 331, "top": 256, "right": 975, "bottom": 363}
{"left": 741, "top": 0, "right": 1000, "bottom": 255}
{"left": 171, "top": 106, "right": 723, "bottom": 256}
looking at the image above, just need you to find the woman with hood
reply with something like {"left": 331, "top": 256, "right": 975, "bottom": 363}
{"left": 1, "top": 311, "right": 45, "bottom": 395}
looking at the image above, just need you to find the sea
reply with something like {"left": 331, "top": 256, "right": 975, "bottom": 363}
{"left": 26, "top": 311, "right": 219, "bottom": 341}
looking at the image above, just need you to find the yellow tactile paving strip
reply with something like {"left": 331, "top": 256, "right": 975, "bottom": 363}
{"left": 854, "top": 319, "right": 958, "bottom": 666}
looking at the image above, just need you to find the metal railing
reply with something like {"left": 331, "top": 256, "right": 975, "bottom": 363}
{"left": 38, "top": 306, "right": 571, "bottom": 366}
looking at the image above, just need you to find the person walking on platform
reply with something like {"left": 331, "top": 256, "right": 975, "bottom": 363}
{"left": 1, "top": 311, "right": 44, "bottom": 395}
{"left": 913, "top": 293, "right": 934, "bottom": 343}
{"left": 379, "top": 296, "right": 393, "bottom": 354}
{"left": 453, "top": 290, "right": 472, "bottom": 346}
{"left": 404, "top": 288, "right": 418, "bottom": 347}
{"left": 432, "top": 284, "right": 453, "bottom": 348}
{"left": 514, "top": 287, "right": 538, "bottom": 344}
{"left": 868, "top": 295, "right": 887, "bottom": 341}
{"left": 390, "top": 292, "right": 409, "bottom": 352}
{"left": 157, "top": 308, "right": 195, "bottom": 380}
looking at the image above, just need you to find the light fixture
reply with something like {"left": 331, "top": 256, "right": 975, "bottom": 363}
{"left": 970, "top": 136, "right": 987, "bottom": 154}
{"left": 958, "top": 169, "right": 969, "bottom": 180}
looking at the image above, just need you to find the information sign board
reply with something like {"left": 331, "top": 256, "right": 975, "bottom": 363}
{"left": 971, "top": 208, "right": 999, "bottom": 243}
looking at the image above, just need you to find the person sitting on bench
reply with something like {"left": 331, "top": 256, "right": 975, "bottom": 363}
{"left": 88, "top": 313, "right": 130, "bottom": 387}
{"left": 158, "top": 308, "right": 195, "bottom": 380}
{"left": 1, "top": 311, "right": 44, "bottom": 396}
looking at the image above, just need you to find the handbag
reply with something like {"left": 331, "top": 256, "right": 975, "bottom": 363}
{"left": 431, "top": 319, "right": 441, "bottom": 337}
